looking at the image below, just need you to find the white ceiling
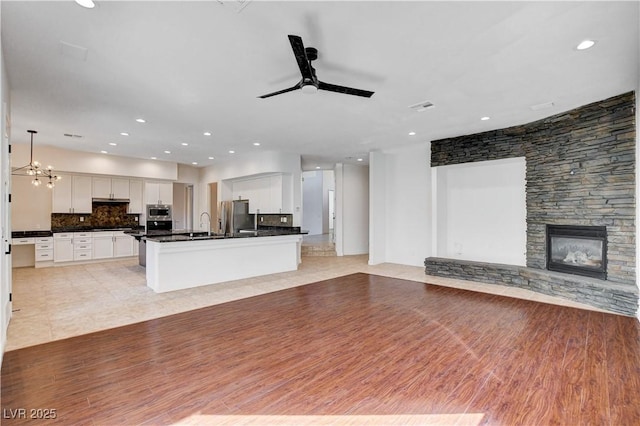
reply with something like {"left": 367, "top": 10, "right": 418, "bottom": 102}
{"left": 1, "top": 1, "right": 638, "bottom": 170}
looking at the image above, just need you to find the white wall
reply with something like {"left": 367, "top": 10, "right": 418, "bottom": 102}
{"left": 302, "top": 171, "right": 323, "bottom": 235}
{"left": 199, "top": 151, "right": 302, "bottom": 227}
{"left": 1, "top": 34, "right": 10, "bottom": 365}
{"left": 369, "top": 151, "right": 387, "bottom": 265}
{"left": 11, "top": 175, "right": 51, "bottom": 231}
{"left": 369, "top": 145, "right": 432, "bottom": 267}
{"left": 434, "top": 157, "right": 527, "bottom": 265}
{"left": 336, "top": 163, "right": 369, "bottom": 256}
{"left": 11, "top": 144, "right": 178, "bottom": 180}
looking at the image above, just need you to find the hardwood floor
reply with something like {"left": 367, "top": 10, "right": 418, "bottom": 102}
{"left": 2, "top": 273, "right": 639, "bottom": 425}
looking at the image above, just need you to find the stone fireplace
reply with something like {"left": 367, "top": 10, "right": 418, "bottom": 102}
{"left": 425, "top": 91, "right": 638, "bottom": 316}
{"left": 546, "top": 225, "right": 607, "bottom": 280}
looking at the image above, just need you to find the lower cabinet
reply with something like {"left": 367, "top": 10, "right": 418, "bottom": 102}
{"left": 53, "top": 233, "right": 74, "bottom": 263}
{"left": 53, "top": 231, "right": 136, "bottom": 263}
{"left": 114, "top": 233, "right": 134, "bottom": 257}
{"left": 93, "top": 232, "right": 115, "bottom": 259}
{"left": 73, "top": 232, "right": 93, "bottom": 261}
{"left": 35, "top": 237, "right": 54, "bottom": 263}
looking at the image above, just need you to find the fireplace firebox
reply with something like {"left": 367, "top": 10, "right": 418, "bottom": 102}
{"left": 546, "top": 225, "right": 607, "bottom": 280}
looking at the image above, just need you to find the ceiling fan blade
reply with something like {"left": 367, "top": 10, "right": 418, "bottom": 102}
{"left": 258, "top": 83, "right": 301, "bottom": 99}
{"left": 318, "top": 81, "right": 374, "bottom": 98}
{"left": 288, "top": 35, "right": 314, "bottom": 80}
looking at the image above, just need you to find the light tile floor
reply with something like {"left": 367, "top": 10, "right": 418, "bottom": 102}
{"left": 6, "top": 254, "right": 609, "bottom": 351}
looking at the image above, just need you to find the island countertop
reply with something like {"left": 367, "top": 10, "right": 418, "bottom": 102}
{"left": 145, "top": 232, "right": 304, "bottom": 293}
{"left": 128, "top": 229, "right": 307, "bottom": 242}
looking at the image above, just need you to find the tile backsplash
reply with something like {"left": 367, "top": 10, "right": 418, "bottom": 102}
{"left": 51, "top": 202, "right": 140, "bottom": 229}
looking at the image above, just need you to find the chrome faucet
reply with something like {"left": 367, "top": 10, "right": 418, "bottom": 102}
{"left": 199, "top": 212, "right": 211, "bottom": 236}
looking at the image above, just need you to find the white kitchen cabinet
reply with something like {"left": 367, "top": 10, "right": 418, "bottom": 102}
{"left": 53, "top": 233, "right": 74, "bottom": 262}
{"left": 93, "top": 177, "right": 130, "bottom": 199}
{"left": 128, "top": 180, "right": 143, "bottom": 214}
{"left": 232, "top": 174, "right": 289, "bottom": 214}
{"left": 113, "top": 232, "right": 134, "bottom": 257}
{"left": 52, "top": 174, "right": 92, "bottom": 213}
{"left": 268, "top": 174, "right": 284, "bottom": 213}
{"left": 111, "top": 178, "right": 130, "bottom": 198}
{"left": 35, "top": 237, "right": 54, "bottom": 262}
{"left": 92, "top": 232, "right": 114, "bottom": 259}
{"left": 73, "top": 232, "right": 93, "bottom": 261}
{"left": 145, "top": 182, "right": 173, "bottom": 205}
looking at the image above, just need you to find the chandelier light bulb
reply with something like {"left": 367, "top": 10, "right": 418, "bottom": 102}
{"left": 13, "top": 130, "right": 57, "bottom": 189}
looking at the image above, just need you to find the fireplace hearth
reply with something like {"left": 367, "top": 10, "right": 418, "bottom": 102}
{"left": 546, "top": 225, "right": 607, "bottom": 279}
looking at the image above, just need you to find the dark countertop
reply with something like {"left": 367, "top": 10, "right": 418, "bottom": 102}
{"left": 12, "top": 230, "right": 54, "bottom": 238}
{"left": 136, "top": 229, "right": 307, "bottom": 243}
{"left": 51, "top": 226, "right": 145, "bottom": 233}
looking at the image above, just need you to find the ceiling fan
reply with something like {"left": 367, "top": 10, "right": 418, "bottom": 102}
{"left": 258, "top": 35, "right": 374, "bottom": 99}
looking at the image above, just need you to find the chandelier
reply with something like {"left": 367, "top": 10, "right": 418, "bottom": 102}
{"left": 11, "top": 130, "right": 60, "bottom": 188}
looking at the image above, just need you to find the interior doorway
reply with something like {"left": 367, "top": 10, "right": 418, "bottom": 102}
{"left": 301, "top": 170, "right": 335, "bottom": 249}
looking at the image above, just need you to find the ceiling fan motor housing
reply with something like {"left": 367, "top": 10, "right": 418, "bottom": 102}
{"left": 305, "top": 47, "right": 318, "bottom": 61}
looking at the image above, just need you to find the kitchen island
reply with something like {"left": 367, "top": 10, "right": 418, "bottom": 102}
{"left": 141, "top": 231, "right": 304, "bottom": 293}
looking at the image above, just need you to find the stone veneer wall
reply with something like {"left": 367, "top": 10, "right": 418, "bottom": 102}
{"left": 51, "top": 203, "right": 140, "bottom": 230}
{"left": 428, "top": 92, "right": 637, "bottom": 314}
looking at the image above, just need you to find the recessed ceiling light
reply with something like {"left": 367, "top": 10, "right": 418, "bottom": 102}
{"left": 576, "top": 39, "right": 596, "bottom": 50}
{"left": 108, "top": 142, "right": 117, "bottom": 146}
{"left": 75, "top": 0, "right": 95, "bottom": 8}
{"left": 480, "top": 116, "right": 491, "bottom": 121}
{"left": 135, "top": 118, "right": 146, "bottom": 123}
{"left": 253, "top": 142, "right": 261, "bottom": 146}
{"left": 208, "top": 156, "right": 215, "bottom": 160}
{"left": 203, "top": 132, "right": 212, "bottom": 136}
{"left": 100, "top": 150, "right": 107, "bottom": 154}
{"left": 120, "top": 132, "right": 129, "bottom": 136}
{"left": 150, "top": 157, "right": 157, "bottom": 160}
{"left": 229, "top": 150, "right": 235, "bottom": 154}
{"left": 192, "top": 162, "right": 198, "bottom": 165}
{"left": 164, "top": 150, "right": 171, "bottom": 154}
{"left": 181, "top": 142, "right": 188, "bottom": 146}
{"left": 408, "top": 131, "right": 416, "bottom": 136}
{"left": 357, "top": 158, "right": 364, "bottom": 162}
{"left": 316, "top": 166, "right": 321, "bottom": 169}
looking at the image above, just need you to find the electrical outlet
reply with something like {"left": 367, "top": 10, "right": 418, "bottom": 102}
{"left": 135, "top": 217, "right": 138, "bottom": 222}
{"left": 79, "top": 217, "right": 85, "bottom": 222}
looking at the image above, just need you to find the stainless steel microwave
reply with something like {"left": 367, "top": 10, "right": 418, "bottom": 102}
{"left": 146, "top": 204, "right": 172, "bottom": 220}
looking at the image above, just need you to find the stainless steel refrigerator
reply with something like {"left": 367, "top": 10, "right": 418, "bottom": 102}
{"left": 218, "top": 200, "right": 254, "bottom": 234}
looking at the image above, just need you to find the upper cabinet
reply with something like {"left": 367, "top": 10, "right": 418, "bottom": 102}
{"left": 52, "top": 174, "right": 92, "bottom": 214}
{"left": 129, "top": 180, "right": 143, "bottom": 214}
{"left": 52, "top": 174, "right": 149, "bottom": 215}
{"left": 145, "top": 182, "right": 173, "bottom": 205}
{"left": 231, "top": 174, "right": 291, "bottom": 214}
{"left": 92, "top": 177, "right": 130, "bottom": 199}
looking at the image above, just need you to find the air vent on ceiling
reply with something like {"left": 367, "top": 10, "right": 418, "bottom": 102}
{"left": 409, "top": 100, "right": 435, "bottom": 112}
{"left": 530, "top": 101, "right": 555, "bottom": 111}
{"left": 217, "top": 0, "right": 251, "bottom": 13}
{"left": 64, "top": 133, "right": 83, "bottom": 138}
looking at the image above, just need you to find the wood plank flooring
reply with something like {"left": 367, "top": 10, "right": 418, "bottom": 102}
{"left": 2, "top": 273, "right": 639, "bottom": 425}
